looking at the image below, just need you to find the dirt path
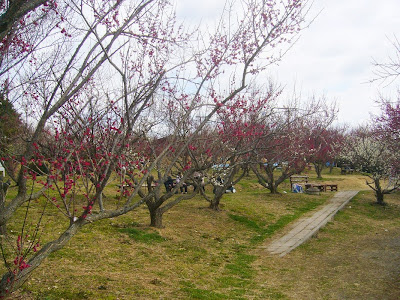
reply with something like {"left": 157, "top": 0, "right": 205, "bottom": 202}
{"left": 264, "top": 191, "right": 359, "bottom": 256}
{"left": 254, "top": 191, "right": 400, "bottom": 299}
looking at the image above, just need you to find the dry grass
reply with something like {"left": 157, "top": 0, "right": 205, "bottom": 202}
{"left": 2, "top": 168, "right": 399, "bottom": 299}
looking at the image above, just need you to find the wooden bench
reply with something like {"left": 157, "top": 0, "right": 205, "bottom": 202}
{"left": 305, "top": 183, "right": 338, "bottom": 192}
{"left": 325, "top": 184, "right": 338, "bottom": 191}
{"left": 341, "top": 166, "right": 354, "bottom": 175}
{"left": 290, "top": 175, "right": 309, "bottom": 189}
{"left": 305, "top": 183, "right": 326, "bottom": 192}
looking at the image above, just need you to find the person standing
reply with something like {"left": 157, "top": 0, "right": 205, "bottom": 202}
{"left": 176, "top": 172, "right": 187, "bottom": 193}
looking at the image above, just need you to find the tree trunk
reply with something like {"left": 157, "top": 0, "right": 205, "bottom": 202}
{"left": 209, "top": 199, "right": 221, "bottom": 211}
{"left": 0, "top": 178, "right": 9, "bottom": 235}
{"left": 262, "top": 166, "right": 278, "bottom": 194}
{"left": 98, "top": 192, "right": 104, "bottom": 212}
{"left": 268, "top": 183, "right": 279, "bottom": 194}
{"left": 329, "top": 162, "right": 334, "bottom": 174}
{"left": 375, "top": 191, "right": 385, "bottom": 205}
{"left": 243, "top": 166, "right": 250, "bottom": 177}
{"left": 147, "top": 204, "right": 164, "bottom": 228}
{"left": 209, "top": 192, "right": 223, "bottom": 211}
{"left": 374, "top": 178, "right": 385, "bottom": 205}
{"left": 251, "top": 164, "right": 285, "bottom": 194}
{"left": 314, "top": 163, "right": 323, "bottom": 179}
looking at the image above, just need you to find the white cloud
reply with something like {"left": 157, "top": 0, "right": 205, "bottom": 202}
{"left": 268, "top": 0, "right": 400, "bottom": 126}
{"left": 175, "top": 0, "right": 226, "bottom": 23}
{"left": 175, "top": 0, "right": 400, "bottom": 126}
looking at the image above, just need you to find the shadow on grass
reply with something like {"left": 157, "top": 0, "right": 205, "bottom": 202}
{"left": 119, "top": 227, "right": 166, "bottom": 243}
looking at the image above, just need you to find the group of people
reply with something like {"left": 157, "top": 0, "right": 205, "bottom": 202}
{"left": 164, "top": 172, "right": 188, "bottom": 194}
{"left": 164, "top": 172, "right": 236, "bottom": 194}
{"left": 212, "top": 175, "right": 236, "bottom": 194}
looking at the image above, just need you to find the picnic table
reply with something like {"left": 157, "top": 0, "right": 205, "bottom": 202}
{"left": 305, "top": 183, "right": 338, "bottom": 192}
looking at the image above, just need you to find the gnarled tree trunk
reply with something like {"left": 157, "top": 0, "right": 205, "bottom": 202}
{"left": 209, "top": 189, "right": 224, "bottom": 211}
{"left": 374, "top": 178, "right": 385, "bottom": 205}
{"left": 149, "top": 207, "right": 164, "bottom": 228}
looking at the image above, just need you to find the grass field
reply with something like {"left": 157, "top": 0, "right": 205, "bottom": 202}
{"left": 2, "top": 169, "right": 400, "bottom": 299}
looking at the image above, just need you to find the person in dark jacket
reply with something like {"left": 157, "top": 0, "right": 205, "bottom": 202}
{"left": 164, "top": 175, "right": 174, "bottom": 192}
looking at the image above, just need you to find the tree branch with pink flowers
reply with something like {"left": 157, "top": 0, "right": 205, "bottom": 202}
{"left": 0, "top": 0, "right": 312, "bottom": 296}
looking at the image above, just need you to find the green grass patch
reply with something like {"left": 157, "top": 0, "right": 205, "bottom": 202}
{"left": 228, "top": 214, "right": 263, "bottom": 232}
{"left": 225, "top": 251, "right": 256, "bottom": 279}
{"left": 180, "top": 281, "right": 228, "bottom": 299}
{"left": 227, "top": 195, "right": 326, "bottom": 245}
{"left": 349, "top": 192, "right": 400, "bottom": 221}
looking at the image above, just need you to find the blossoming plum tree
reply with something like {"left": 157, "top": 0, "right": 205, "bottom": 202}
{"left": 306, "top": 126, "right": 343, "bottom": 179}
{"left": 251, "top": 121, "right": 309, "bottom": 194}
{"left": 0, "top": 0, "right": 311, "bottom": 296}
{"left": 356, "top": 34, "right": 400, "bottom": 204}
{"left": 251, "top": 97, "right": 337, "bottom": 193}
{"left": 194, "top": 88, "right": 279, "bottom": 210}
{"left": 376, "top": 95, "right": 400, "bottom": 168}
{"left": 341, "top": 127, "right": 399, "bottom": 205}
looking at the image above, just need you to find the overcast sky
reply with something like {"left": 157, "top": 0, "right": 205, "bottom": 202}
{"left": 176, "top": 0, "right": 400, "bottom": 127}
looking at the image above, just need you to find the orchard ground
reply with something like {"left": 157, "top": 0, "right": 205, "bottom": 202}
{"left": 4, "top": 168, "right": 400, "bottom": 299}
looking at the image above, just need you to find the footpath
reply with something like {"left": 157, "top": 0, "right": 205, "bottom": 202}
{"left": 265, "top": 190, "right": 359, "bottom": 257}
